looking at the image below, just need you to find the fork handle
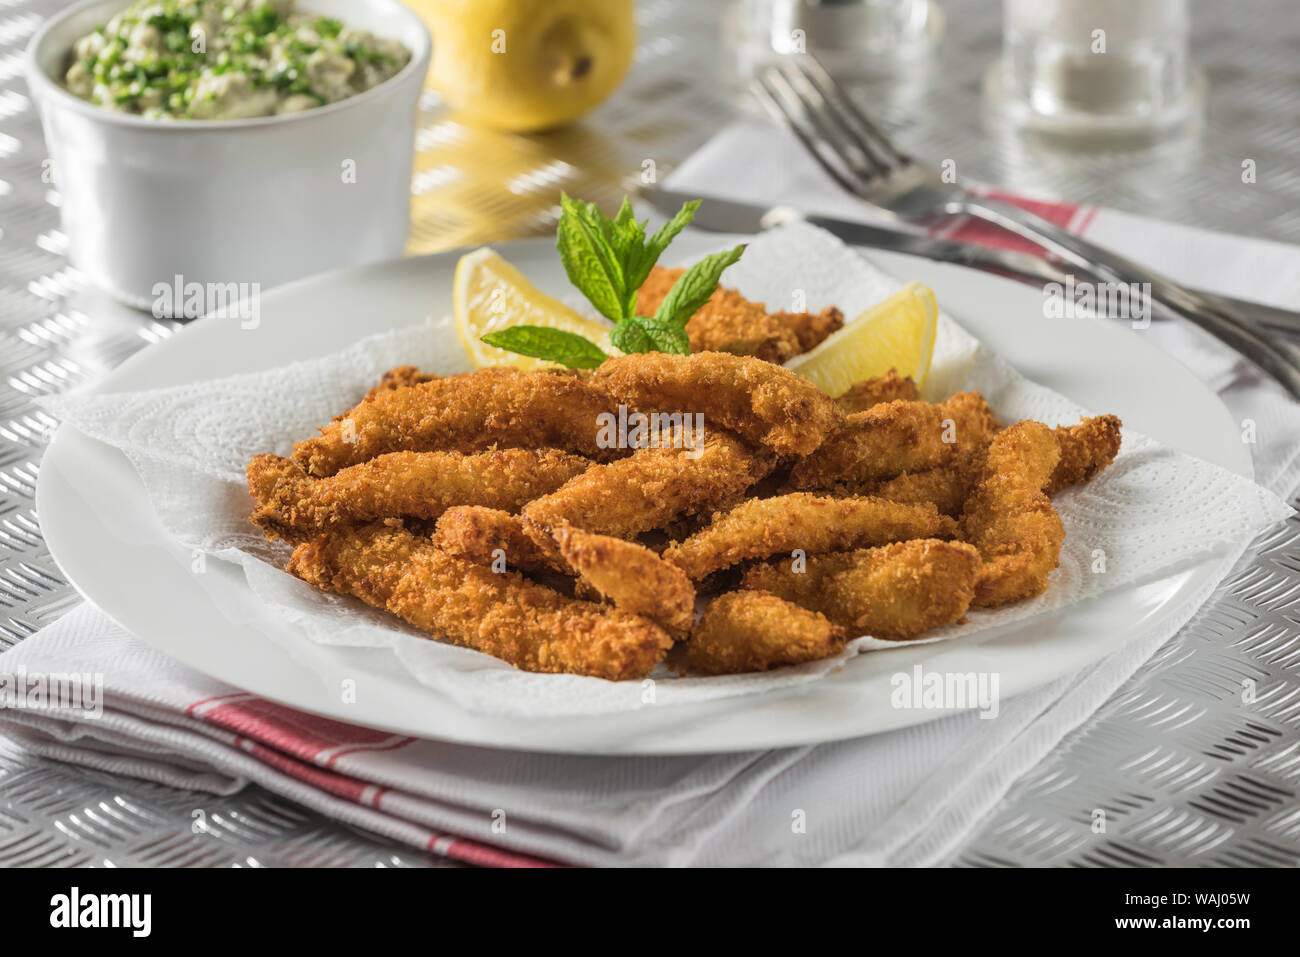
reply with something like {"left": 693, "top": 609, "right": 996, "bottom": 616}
{"left": 958, "top": 196, "right": 1300, "bottom": 399}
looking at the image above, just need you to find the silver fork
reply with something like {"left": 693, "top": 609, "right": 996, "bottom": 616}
{"left": 752, "top": 54, "right": 1300, "bottom": 399}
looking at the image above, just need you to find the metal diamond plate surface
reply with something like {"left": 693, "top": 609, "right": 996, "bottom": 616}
{"left": 1, "top": 0, "right": 1299, "bottom": 867}
{"left": 955, "top": 505, "right": 1300, "bottom": 868}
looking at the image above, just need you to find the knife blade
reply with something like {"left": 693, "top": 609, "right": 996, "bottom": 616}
{"left": 642, "top": 187, "right": 1300, "bottom": 338}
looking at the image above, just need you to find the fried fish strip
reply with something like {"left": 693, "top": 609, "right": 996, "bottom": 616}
{"left": 636, "top": 266, "right": 798, "bottom": 362}
{"left": 554, "top": 524, "right": 695, "bottom": 632}
{"left": 829, "top": 444, "right": 989, "bottom": 517}
{"left": 635, "top": 266, "right": 843, "bottom": 363}
{"left": 685, "top": 590, "right": 845, "bottom": 675}
{"left": 775, "top": 304, "right": 845, "bottom": 354}
{"left": 833, "top": 370, "right": 921, "bottom": 413}
{"left": 321, "top": 366, "right": 437, "bottom": 430}
{"left": 1048, "top": 414, "right": 1122, "bottom": 494}
{"left": 247, "top": 449, "right": 591, "bottom": 542}
{"left": 292, "top": 367, "right": 617, "bottom": 476}
{"left": 595, "top": 351, "right": 838, "bottom": 456}
{"left": 361, "top": 365, "right": 436, "bottom": 403}
{"left": 432, "top": 505, "right": 560, "bottom": 574}
{"left": 288, "top": 521, "right": 672, "bottom": 680}
{"left": 663, "top": 493, "right": 957, "bottom": 579}
{"left": 844, "top": 467, "right": 972, "bottom": 518}
{"left": 961, "top": 420, "right": 1064, "bottom": 608}
{"left": 789, "top": 391, "right": 997, "bottom": 489}
{"left": 742, "top": 539, "right": 980, "bottom": 639}
{"left": 522, "top": 431, "right": 765, "bottom": 540}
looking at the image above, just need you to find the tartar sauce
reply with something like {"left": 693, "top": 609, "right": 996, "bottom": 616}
{"left": 65, "top": 0, "right": 411, "bottom": 120}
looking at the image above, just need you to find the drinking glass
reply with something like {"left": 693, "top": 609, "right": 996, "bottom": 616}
{"left": 728, "top": 0, "right": 943, "bottom": 82}
{"left": 983, "top": 0, "right": 1203, "bottom": 147}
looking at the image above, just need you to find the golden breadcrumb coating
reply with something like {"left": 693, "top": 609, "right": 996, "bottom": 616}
{"left": 247, "top": 449, "right": 590, "bottom": 542}
{"left": 961, "top": 421, "right": 1065, "bottom": 608}
{"left": 432, "top": 506, "right": 561, "bottom": 574}
{"left": 743, "top": 539, "right": 980, "bottom": 639}
{"left": 635, "top": 265, "right": 843, "bottom": 363}
{"left": 359, "top": 365, "right": 437, "bottom": 404}
{"left": 829, "top": 444, "right": 989, "bottom": 517}
{"left": 595, "top": 351, "right": 838, "bottom": 457}
{"left": 1048, "top": 414, "right": 1122, "bottom": 494}
{"left": 292, "top": 367, "right": 617, "bottom": 476}
{"left": 522, "top": 431, "right": 764, "bottom": 540}
{"left": 554, "top": 524, "right": 695, "bottom": 632}
{"left": 685, "top": 590, "right": 845, "bottom": 675}
{"left": 663, "top": 492, "right": 957, "bottom": 579}
{"left": 833, "top": 370, "right": 921, "bottom": 413}
{"left": 790, "top": 391, "right": 997, "bottom": 489}
{"left": 288, "top": 521, "right": 672, "bottom": 681}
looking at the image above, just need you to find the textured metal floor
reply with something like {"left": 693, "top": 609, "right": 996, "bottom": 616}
{"left": 1, "top": 0, "right": 1298, "bottom": 867}
{"left": 958, "top": 510, "right": 1300, "bottom": 868}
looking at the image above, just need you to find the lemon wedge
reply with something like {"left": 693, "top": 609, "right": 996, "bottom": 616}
{"left": 784, "top": 282, "right": 938, "bottom": 396}
{"left": 454, "top": 246, "right": 614, "bottom": 369}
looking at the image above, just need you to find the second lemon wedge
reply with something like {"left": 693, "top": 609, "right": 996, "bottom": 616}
{"left": 454, "top": 246, "right": 615, "bottom": 369}
{"left": 784, "top": 282, "right": 938, "bottom": 396}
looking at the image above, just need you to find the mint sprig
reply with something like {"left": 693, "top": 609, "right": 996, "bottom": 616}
{"left": 611, "top": 316, "right": 692, "bottom": 356}
{"left": 480, "top": 325, "right": 609, "bottom": 369}
{"left": 651, "top": 245, "right": 746, "bottom": 329}
{"left": 555, "top": 195, "right": 628, "bottom": 323}
{"left": 481, "top": 194, "right": 746, "bottom": 368}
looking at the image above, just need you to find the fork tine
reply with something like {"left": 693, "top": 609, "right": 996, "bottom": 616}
{"left": 789, "top": 54, "right": 912, "bottom": 169}
{"left": 750, "top": 67, "right": 870, "bottom": 199}
{"left": 769, "top": 57, "right": 898, "bottom": 181}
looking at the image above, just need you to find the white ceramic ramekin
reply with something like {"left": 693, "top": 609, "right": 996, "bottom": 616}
{"left": 26, "top": 0, "right": 431, "bottom": 310}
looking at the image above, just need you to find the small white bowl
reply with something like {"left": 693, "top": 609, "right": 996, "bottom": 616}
{"left": 26, "top": 0, "right": 432, "bottom": 310}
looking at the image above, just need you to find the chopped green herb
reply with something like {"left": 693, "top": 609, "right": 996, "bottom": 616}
{"left": 315, "top": 17, "right": 343, "bottom": 39}
{"left": 163, "top": 29, "right": 188, "bottom": 53}
{"left": 243, "top": 3, "right": 281, "bottom": 36}
{"left": 483, "top": 195, "right": 746, "bottom": 367}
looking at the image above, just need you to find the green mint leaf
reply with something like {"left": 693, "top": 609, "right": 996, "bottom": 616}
{"left": 611, "top": 197, "right": 645, "bottom": 252}
{"left": 611, "top": 317, "right": 691, "bottom": 355}
{"left": 569, "top": 194, "right": 623, "bottom": 253}
{"left": 481, "top": 325, "right": 608, "bottom": 370}
{"left": 653, "top": 243, "right": 746, "bottom": 328}
{"left": 624, "top": 199, "right": 700, "bottom": 300}
{"left": 611, "top": 197, "right": 648, "bottom": 315}
{"left": 635, "top": 317, "right": 692, "bottom": 354}
{"left": 556, "top": 193, "right": 627, "bottom": 322}
{"left": 610, "top": 317, "right": 655, "bottom": 355}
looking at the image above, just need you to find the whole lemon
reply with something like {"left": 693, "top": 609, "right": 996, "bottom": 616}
{"left": 422, "top": 0, "right": 637, "bottom": 132}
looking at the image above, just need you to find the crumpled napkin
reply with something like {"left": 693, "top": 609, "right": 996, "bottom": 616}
{"left": 39, "top": 222, "right": 1293, "bottom": 718}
